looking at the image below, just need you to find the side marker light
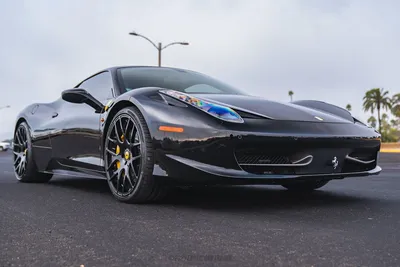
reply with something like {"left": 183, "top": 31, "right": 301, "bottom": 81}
{"left": 159, "top": 126, "right": 184, "bottom": 133}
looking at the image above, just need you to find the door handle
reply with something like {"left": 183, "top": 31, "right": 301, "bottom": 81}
{"left": 52, "top": 112, "right": 58, "bottom": 118}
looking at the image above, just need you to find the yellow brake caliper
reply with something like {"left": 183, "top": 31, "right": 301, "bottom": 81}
{"left": 115, "top": 145, "right": 121, "bottom": 169}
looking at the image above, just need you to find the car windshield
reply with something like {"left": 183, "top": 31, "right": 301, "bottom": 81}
{"left": 116, "top": 67, "right": 246, "bottom": 95}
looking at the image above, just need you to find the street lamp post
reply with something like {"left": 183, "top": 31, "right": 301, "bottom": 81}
{"left": 0, "top": 105, "right": 10, "bottom": 110}
{"left": 129, "top": 31, "right": 189, "bottom": 67}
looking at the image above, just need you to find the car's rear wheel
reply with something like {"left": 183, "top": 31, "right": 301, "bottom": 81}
{"left": 104, "top": 106, "right": 167, "bottom": 203}
{"left": 13, "top": 122, "right": 53, "bottom": 183}
{"left": 281, "top": 180, "right": 329, "bottom": 191}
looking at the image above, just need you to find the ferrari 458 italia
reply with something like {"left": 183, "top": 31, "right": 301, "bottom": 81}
{"left": 13, "top": 66, "right": 382, "bottom": 203}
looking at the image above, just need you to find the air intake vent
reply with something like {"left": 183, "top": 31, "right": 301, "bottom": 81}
{"left": 342, "top": 149, "right": 378, "bottom": 173}
{"left": 236, "top": 154, "right": 291, "bottom": 165}
{"left": 235, "top": 149, "right": 313, "bottom": 167}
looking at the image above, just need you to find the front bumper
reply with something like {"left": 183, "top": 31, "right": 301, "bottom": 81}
{"left": 152, "top": 120, "right": 381, "bottom": 185}
{"left": 164, "top": 154, "right": 381, "bottom": 182}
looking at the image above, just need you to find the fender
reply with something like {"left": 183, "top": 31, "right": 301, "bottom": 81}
{"left": 100, "top": 87, "right": 168, "bottom": 143}
{"left": 14, "top": 104, "right": 39, "bottom": 139}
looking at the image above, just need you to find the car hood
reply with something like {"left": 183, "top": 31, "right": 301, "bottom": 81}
{"left": 191, "top": 94, "right": 352, "bottom": 124}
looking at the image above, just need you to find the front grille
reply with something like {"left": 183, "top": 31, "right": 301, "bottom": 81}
{"left": 235, "top": 153, "right": 291, "bottom": 165}
{"left": 234, "top": 146, "right": 378, "bottom": 175}
{"left": 234, "top": 148, "right": 312, "bottom": 175}
{"left": 235, "top": 152, "right": 294, "bottom": 174}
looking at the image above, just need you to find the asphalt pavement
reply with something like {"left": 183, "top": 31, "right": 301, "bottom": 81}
{"left": 0, "top": 151, "right": 399, "bottom": 267}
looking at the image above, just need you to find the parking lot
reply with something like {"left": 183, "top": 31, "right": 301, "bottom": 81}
{"left": 0, "top": 151, "right": 399, "bottom": 267}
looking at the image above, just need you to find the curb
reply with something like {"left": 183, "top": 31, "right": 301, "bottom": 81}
{"left": 380, "top": 149, "right": 400, "bottom": 153}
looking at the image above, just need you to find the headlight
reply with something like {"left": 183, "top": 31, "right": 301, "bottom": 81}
{"left": 159, "top": 89, "right": 244, "bottom": 123}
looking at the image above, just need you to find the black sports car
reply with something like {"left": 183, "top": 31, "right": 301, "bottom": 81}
{"left": 13, "top": 66, "right": 381, "bottom": 203}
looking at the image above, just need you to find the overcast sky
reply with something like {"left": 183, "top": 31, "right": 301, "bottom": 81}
{"left": 1, "top": 0, "right": 399, "bottom": 140}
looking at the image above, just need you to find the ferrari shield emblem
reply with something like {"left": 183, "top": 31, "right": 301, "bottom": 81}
{"left": 332, "top": 157, "right": 339, "bottom": 170}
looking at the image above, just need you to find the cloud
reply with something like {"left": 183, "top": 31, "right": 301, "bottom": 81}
{"left": 1, "top": 0, "right": 399, "bottom": 140}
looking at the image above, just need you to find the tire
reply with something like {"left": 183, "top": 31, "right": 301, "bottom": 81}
{"left": 13, "top": 122, "right": 53, "bottom": 183}
{"left": 104, "top": 106, "right": 168, "bottom": 203}
{"left": 0, "top": 146, "right": 3, "bottom": 152}
{"left": 281, "top": 180, "right": 329, "bottom": 191}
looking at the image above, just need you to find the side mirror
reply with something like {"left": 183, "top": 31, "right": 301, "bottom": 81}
{"left": 62, "top": 89, "right": 105, "bottom": 113}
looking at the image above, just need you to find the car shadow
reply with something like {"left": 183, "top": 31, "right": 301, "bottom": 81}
{"left": 164, "top": 185, "right": 375, "bottom": 211}
{"left": 47, "top": 176, "right": 374, "bottom": 212}
{"left": 49, "top": 176, "right": 111, "bottom": 194}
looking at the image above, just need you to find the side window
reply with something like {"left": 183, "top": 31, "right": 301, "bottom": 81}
{"left": 79, "top": 72, "right": 114, "bottom": 101}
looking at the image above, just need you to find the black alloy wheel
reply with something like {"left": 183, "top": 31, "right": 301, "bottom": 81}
{"left": 13, "top": 124, "right": 29, "bottom": 178}
{"left": 104, "top": 107, "right": 167, "bottom": 203}
{"left": 13, "top": 122, "right": 53, "bottom": 182}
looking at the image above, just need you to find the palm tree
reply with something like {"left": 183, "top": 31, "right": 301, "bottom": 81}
{"left": 362, "top": 88, "right": 392, "bottom": 133}
{"left": 345, "top": 104, "right": 352, "bottom": 111}
{"left": 367, "top": 116, "right": 377, "bottom": 129}
{"left": 392, "top": 93, "right": 400, "bottom": 118}
{"left": 288, "top": 90, "right": 294, "bottom": 102}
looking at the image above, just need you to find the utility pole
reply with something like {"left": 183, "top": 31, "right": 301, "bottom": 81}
{"left": 158, "top": 42, "right": 162, "bottom": 67}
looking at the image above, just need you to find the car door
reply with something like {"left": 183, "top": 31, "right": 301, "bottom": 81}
{"left": 50, "top": 71, "right": 115, "bottom": 174}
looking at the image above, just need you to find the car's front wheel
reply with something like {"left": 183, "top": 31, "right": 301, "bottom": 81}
{"left": 104, "top": 106, "right": 167, "bottom": 203}
{"left": 281, "top": 180, "right": 329, "bottom": 191}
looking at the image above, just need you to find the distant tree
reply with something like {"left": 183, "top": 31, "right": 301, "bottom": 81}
{"left": 345, "top": 104, "right": 352, "bottom": 111}
{"left": 392, "top": 93, "right": 400, "bottom": 118}
{"left": 362, "top": 88, "right": 392, "bottom": 133}
{"left": 288, "top": 90, "right": 294, "bottom": 102}
{"left": 380, "top": 113, "right": 399, "bottom": 142}
{"left": 367, "top": 116, "right": 377, "bottom": 129}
